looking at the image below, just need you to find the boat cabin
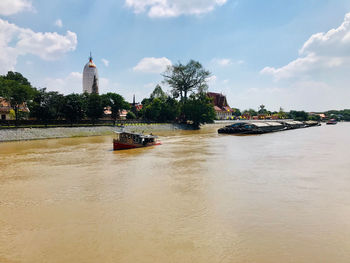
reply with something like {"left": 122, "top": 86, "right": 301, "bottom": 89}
{"left": 115, "top": 132, "right": 157, "bottom": 146}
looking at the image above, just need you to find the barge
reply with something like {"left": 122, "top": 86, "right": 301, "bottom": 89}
{"left": 218, "top": 121, "right": 320, "bottom": 135}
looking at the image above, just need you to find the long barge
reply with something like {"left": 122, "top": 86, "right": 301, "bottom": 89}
{"left": 218, "top": 121, "right": 320, "bottom": 135}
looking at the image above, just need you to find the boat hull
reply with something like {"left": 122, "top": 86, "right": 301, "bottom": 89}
{"left": 113, "top": 140, "right": 161, "bottom": 150}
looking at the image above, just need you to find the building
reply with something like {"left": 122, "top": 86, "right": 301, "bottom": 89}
{"left": 83, "top": 53, "right": 99, "bottom": 94}
{"left": 207, "top": 92, "right": 234, "bottom": 120}
{"left": 0, "top": 97, "right": 30, "bottom": 120}
{"left": 0, "top": 97, "right": 11, "bottom": 120}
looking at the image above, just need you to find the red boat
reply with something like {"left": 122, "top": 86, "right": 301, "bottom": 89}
{"left": 326, "top": 119, "right": 337, "bottom": 125}
{"left": 113, "top": 131, "right": 161, "bottom": 150}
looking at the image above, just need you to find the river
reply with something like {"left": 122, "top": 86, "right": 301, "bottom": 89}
{"left": 1, "top": 123, "right": 350, "bottom": 263}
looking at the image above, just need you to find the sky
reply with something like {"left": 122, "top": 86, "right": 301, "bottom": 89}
{"left": 1, "top": 0, "right": 350, "bottom": 112}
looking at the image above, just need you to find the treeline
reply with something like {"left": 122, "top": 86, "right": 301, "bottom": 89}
{"left": 1, "top": 60, "right": 216, "bottom": 128}
{"left": 237, "top": 104, "right": 350, "bottom": 121}
{"left": 139, "top": 60, "right": 216, "bottom": 127}
{"left": 325, "top": 109, "right": 350, "bottom": 121}
{"left": 0, "top": 72, "right": 130, "bottom": 125}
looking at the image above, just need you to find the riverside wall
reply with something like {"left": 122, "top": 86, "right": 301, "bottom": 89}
{"left": 0, "top": 123, "right": 191, "bottom": 142}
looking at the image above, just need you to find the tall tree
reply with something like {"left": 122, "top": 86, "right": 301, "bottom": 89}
{"left": 150, "top": 85, "right": 167, "bottom": 100}
{"left": 62, "top": 94, "right": 85, "bottom": 124}
{"left": 3, "top": 71, "right": 31, "bottom": 86}
{"left": 258, "top": 104, "right": 267, "bottom": 114}
{"left": 162, "top": 60, "right": 211, "bottom": 101}
{"left": 29, "top": 88, "right": 65, "bottom": 124}
{"left": 0, "top": 72, "right": 34, "bottom": 125}
{"left": 91, "top": 76, "right": 99, "bottom": 94}
{"left": 85, "top": 93, "right": 104, "bottom": 124}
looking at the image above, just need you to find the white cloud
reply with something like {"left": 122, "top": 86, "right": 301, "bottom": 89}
{"left": 214, "top": 58, "right": 232, "bottom": 66}
{"left": 261, "top": 12, "right": 350, "bottom": 80}
{"left": 206, "top": 75, "right": 217, "bottom": 83}
{"left": 44, "top": 72, "right": 82, "bottom": 94}
{"left": 133, "top": 57, "right": 172, "bottom": 73}
{"left": 125, "top": 0, "right": 227, "bottom": 18}
{"left": 101, "top": 58, "right": 109, "bottom": 67}
{"left": 0, "top": 18, "right": 77, "bottom": 74}
{"left": 212, "top": 58, "right": 245, "bottom": 67}
{"left": 43, "top": 72, "right": 113, "bottom": 95}
{"left": 0, "top": 0, "right": 33, "bottom": 16}
{"left": 55, "top": 19, "right": 63, "bottom": 28}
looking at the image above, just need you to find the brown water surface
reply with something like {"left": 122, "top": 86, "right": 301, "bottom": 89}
{"left": 1, "top": 123, "right": 350, "bottom": 262}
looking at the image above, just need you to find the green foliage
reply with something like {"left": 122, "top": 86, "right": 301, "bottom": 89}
{"left": 277, "top": 107, "right": 287, "bottom": 119}
{"left": 126, "top": 111, "right": 137, "bottom": 120}
{"left": 289, "top": 110, "right": 308, "bottom": 121}
{"left": 101, "top": 93, "right": 130, "bottom": 121}
{"left": 258, "top": 104, "right": 267, "bottom": 114}
{"left": 182, "top": 93, "right": 216, "bottom": 128}
{"left": 243, "top": 109, "right": 258, "bottom": 117}
{"left": 162, "top": 60, "right": 211, "bottom": 101}
{"left": 62, "top": 93, "right": 85, "bottom": 123}
{"left": 141, "top": 86, "right": 180, "bottom": 122}
{"left": 2, "top": 71, "right": 31, "bottom": 86}
{"left": 85, "top": 93, "right": 104, "bottom": 123}
{"left": 232, "top": 108, "right": 241, "bottom": 117}
{"left": 29, "top": 88, "right": 65, "bottom": 123}
{"left": 0, "top": 72, "right": 34, "bottom": 124}
{"left": 308, "top": 115, "right": 321, "bottom": 121}
{"left": 325, "top": 109, "right": 350, "bottom": 121}
{"left": 150, "top": 85, "right": 167, "bottom": 100}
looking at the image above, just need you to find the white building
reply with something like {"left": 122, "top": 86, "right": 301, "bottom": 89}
{"left": 82, "top": 54, "right": 99, "bottom": 94}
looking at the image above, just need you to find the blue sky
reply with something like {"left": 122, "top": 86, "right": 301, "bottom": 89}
{"left": 1, "top": 0, "right": 350, "bottom": 111}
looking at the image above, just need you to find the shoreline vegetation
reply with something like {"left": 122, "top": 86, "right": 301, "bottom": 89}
{"left": 0, "top": 123, "right": 204, "bottom": 142}
{"left": 1, "top": 61, "right": 350, "bottom": 135}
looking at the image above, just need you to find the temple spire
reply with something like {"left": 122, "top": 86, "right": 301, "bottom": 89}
{"left": 89, "top": 51, "right": 93, "bottom": 62}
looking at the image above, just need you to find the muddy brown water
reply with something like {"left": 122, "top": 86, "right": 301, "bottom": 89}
{"left": 1, "top": 123, "right": 350, "bottom": 263}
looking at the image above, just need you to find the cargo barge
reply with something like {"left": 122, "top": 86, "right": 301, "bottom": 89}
{"left": 218, "top": 121, "right": 320, "bottom": 135}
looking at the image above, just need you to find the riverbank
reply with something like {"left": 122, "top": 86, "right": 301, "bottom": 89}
{"left": 0, "top": 123, "right": 193, "bottom": 142}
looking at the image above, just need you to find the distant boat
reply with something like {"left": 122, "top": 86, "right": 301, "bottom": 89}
{"left": 113, "top": 131, "right": 161, "bottom": 150}
{"left": 326, "top": 119, "right": 337, "bottom": 125}
{"left": 218, "top": 120, "right": 321, "bottom": 135}
{"left": 218, "top": 122, "right": 285, "bottom": 134}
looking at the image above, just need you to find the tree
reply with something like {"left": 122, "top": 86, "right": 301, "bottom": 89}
{"left": 62, "top": 94, "right": 85, "bottom": 124}
{"left": 243, "top": 109, "right": 258, "bottom": 117}
{"left": 143, "top": 98, "right": 162, "bottom": 121}
{"left": 258, "top": 104, "right": 267, "bottom": 114}
{"left": 182, "top": 93, "right": 216, "bottom": 128}
{"left": 126, "top": 111, "right": 136, "bottom": 120}
{"left": 289, "top": 110, "right": 308, "bottom": 121}
{"left": 101, "top": 93, "right": 130, "bottom": 124}
{"left": 29, "top": 88, "right": 65, "bottom": 124}
{"left": 2, "top": 71, "right": 31, "bottom": 86}
{"left": 85, "top": 93, "right": 104, "bottom": 124}
{"left": 0, "top": 72, "right": 34, "bottom": 125}
{"left": 141, "top": 86, "right": 180, "bottom": 122}
{"left": 308, "top": 115, "right": 321, "bottom": 121}
{"left": 232, "top": 108, "right": 242, "bottom": 117}
{"left": 150, "top": 85, "right": 167, "bottom": 100}
{"left": 91, "top": 76, "right": 99, "bottom": 94}
{"left": 162, "top": 60, "right": 211, "bottom": 101}
{"left": 277, "top": 107, "right": 287, "bottom": 119}
{"left": 1, "top": 72, "right": 34, "bottom": 124}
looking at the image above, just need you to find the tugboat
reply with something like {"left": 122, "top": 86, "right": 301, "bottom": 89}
{"left": 326, "top": 119, "right": 337, "bottom": 125}
{"left": 113, "top": 131, "right": 161, "bottom": 150}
